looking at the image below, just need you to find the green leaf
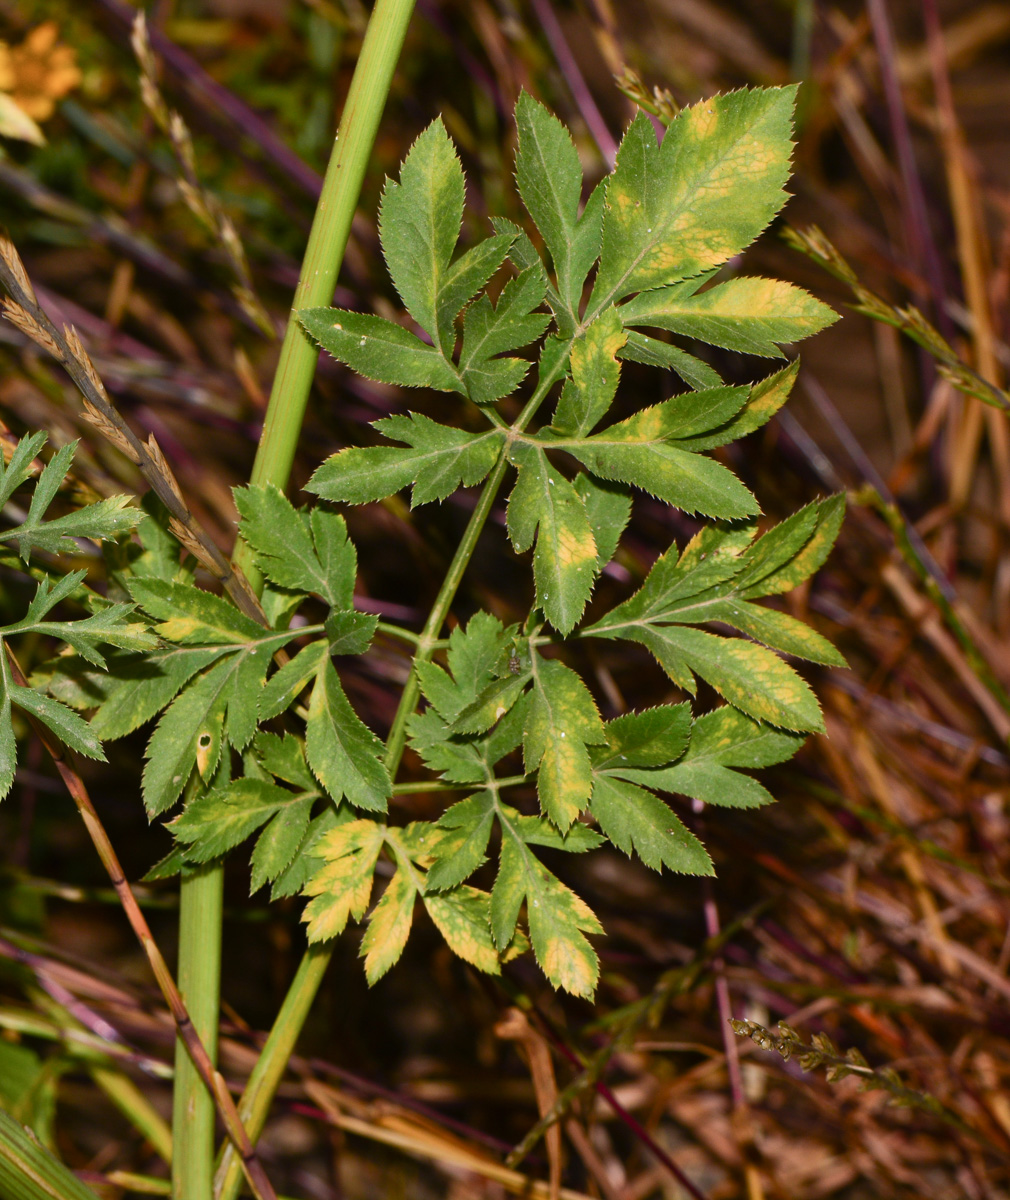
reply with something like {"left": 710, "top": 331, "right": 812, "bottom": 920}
{"left": 303, "top": 818, "right": 384, "bottom": 942}
{"left": 589, "top": 774, "right": 713, "bottom": 874}
{"left": 0, "top": 431, "right": 46, "bottom": 507}
{"left": 305, "top": 658, "right": 390, "bottom": 811}
{"left": 591, "top": 87, "right": 797, "bottom": 309}
{"left": 91, "top": 646, "right": 232, "bottom": 740}
{"left": 259, "top": 640, "right": 328, "bottom": 721}
{"left": 619, "top": 331, "right": 723, "bottom": 391}
{"left": 380, "top": 117, "right": 464, "bottom": 348}
{"left": 507, "top": 445, "right": 598, "bottom": 634}
{"left": 253, "top": 731, "right": 317, "bottom": 791}
{"left": 678, "top": 359, "right": 798, "bottom": 452}
{"left": 271, "top": 806, "right": 342, "bottom": 900}
{"left": 643, "top": 625, "right": 824, "bottom": 731}
{"left": 571, "top": 438, "right": 758, "bottom": 519}
{"left": 17, "top": 603, "right": 157, "bottom": 667}
{"left": 629, "top": 705, "right": 804, "bottom": 808}
{"left": 128, "top": 578, "right": 264, "bottom": 645}
{"left": 1, "top": 439, "right": 142, "bottom": 559}
{"left": 235, "top": 484, "right": 358, "bottom": 609}
{"left": 512, "top": 811, "right": 604, "bottom": 852}
{"left": 415, "top": 611, "right": 511, "bottom": 722}
{"left": 424, "top": 886, "right": 500, "bottom": 974}
{"left": 361, "top": 864, "right": 417, "bottom": 984}
{"left": 524, "top": 656, "right": 605, "bottom": 830}
{"left": 249, "top": 795, "right": 315, "bottom": 893}
{"left": 426, "top": 791, "right": 495, "bottom": 890}
{"left": 170, "top": 778, "right": 299, "bottom": 861}
{"left": 620, "top": 277, "right": 837, "bottom": 357}
{"left": 12, "top": 682, "right": 106, "bottom": 761}
{"left": 592, "top": 704, "right": 692, "bottom": 769}
{"left": 583, "top": 499, "right": 842, "bottom": 728}
{"left": 458, "top": 265, "right": 550, "bottom": 403}
{"left": 142, "top": 655, "right": 239, "bottom": 816}
{"left": 226, "top": 643, "right": 275, "bottom": 750}
{"left": 563, "top": 383, "right": 751, "bottom": 445}
{"left": 0, "top": 1107, "right": 103, "bottom": 1200}
{"left": 407, "top": 709, "right": 488, "bottom": 783}
{"left": 307, "top": 415, "right": 504, "bottom": 508}
{"left": 492, "top": 813, "right": 602, "bottom": 997}
{"left": 379, "top": 117, "right": 512, "bottom": 354}
{"left": 699, "top": 598, "right": 844, "bottom": 666}
{"left": 514, "top": 92, "right": 604, "bottom": 321}
{"left": 738, "top": 493, "right": 845, "bottom": 597}
{"left": 6, "top": 573, "right": 157, "bottom": 666}
{"left": 325, "top": 609, "right": 378, "bottom": 656}
{"left": 299, "top": 308, "right": 462, "bottom": 391}
{"left": 573, "top": 473, "right": 631, "bottom": 571}
{"left": 552, "top": 308, "right": 626, "bottom": 437}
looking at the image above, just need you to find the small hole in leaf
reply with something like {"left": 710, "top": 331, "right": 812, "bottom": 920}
{"left": 198, "top": 734, "right": 212, "bottom": 748}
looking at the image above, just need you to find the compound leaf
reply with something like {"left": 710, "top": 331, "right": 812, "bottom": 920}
{"left": 170, "top": 778, "right": 298, "bottom": 862}
{"left": 627, "top": 705, "right": 805, "bottom": 808}
{"left": 91, "top": 646, "right": 231, "bottom": 740}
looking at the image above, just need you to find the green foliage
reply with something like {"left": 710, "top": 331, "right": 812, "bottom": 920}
{"left": 0, "top": 434, "right": 149, "bottom": 798}
{"left": 582, "top": 495, "right": 845, "bottom": 732}
{"left": 41, "top": 87, "right": 843, "bottom": 998}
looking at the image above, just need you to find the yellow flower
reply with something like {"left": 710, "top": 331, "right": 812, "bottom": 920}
{"left": 0, "top": 21, "right": 82, "bottom": 124}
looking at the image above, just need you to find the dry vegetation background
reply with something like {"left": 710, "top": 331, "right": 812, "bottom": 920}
{"left": 1, "top": 0, "right": 1010, "bottom": 1197}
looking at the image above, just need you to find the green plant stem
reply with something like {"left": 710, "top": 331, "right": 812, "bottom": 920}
{"left": 216, "top": 349, "right": 575, "bottom": 1198}
{"left": 249, "top": 0, "right": 417, "bottom": 494}
{"left": 173, "top": 863, "right": 224, "bottom": 1200}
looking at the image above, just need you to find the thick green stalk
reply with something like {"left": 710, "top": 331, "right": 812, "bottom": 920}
{"left": 172, "top": 864, "right": 224, "bottom": 1200}
{"left": 208, "top": 4, "right": 417, "bottom": 1198}
{"left": 249, "top": 0, "right": 417, "bottom": 492}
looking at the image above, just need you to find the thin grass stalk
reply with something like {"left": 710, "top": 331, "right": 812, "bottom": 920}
{"left": 0, "top": 1107, "right": 102, "bottom": 1200}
